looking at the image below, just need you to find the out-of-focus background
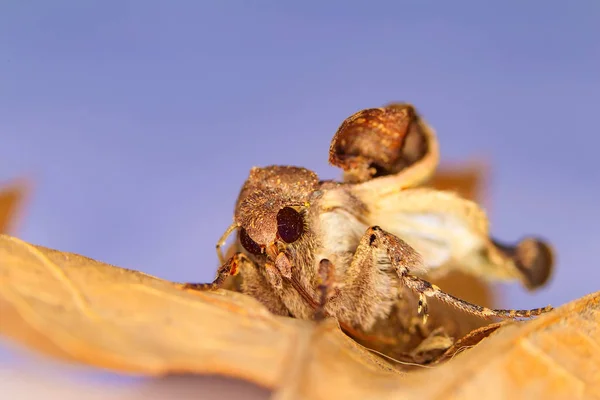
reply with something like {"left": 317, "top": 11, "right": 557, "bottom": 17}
{"left": 1, "top": 1, "right": 599, "bottom": 398}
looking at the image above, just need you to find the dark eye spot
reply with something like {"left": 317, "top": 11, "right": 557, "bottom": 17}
{"left": 277, "top": 207, "right": 304, "bottom": 243}
{"left": 239, "top": 228, "right": 262, "bottom": 255}
{"left": 369, "top": 234, "right": 377, "bottom": 245}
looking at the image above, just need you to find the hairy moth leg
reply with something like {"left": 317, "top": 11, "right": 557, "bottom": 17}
{"left": 314, "top": 259, "right": 336, "bottom": 321}
{"left": 368, "top": 226, "right": 554, "bottom": 323}
{"left": 182, "top": 252, "right": 290, "bottom": 316}
{"left": 182, "top": 252, "right": 247, "bottom": 290}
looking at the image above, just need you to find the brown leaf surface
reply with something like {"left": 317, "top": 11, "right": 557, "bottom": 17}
{"left": 1, "top": 234, "right": 599, "bottom": 399}
{"left": 0, "top": 234, "right": 304, "bottom": 388}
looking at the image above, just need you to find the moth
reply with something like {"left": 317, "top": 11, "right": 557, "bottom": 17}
{"left": 185, "top": 103, "right": 554, "bottom": 341}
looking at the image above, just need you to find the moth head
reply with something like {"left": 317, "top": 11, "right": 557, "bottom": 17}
{"left": 229, "top": 165, "right": 319, "bottom": 259}
{"left": 236, "top": 196, "right": 308, "bottom": 257}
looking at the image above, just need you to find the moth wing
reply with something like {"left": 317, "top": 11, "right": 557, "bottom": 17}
{"left": 352, "top": 186, "right": 524, "bottom": 284}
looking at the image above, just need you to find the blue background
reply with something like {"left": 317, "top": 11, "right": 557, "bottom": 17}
{"left": 1, "top": 0, "right": 599, "bottom": 393}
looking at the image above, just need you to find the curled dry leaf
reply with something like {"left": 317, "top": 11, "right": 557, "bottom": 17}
{"left": 0, "top": 234, "right": 599, "bottom": 399}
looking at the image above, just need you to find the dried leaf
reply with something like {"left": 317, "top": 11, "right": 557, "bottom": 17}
{"left": 434, "top": 321, "right": 506, "bottom": 363}
{"left": 273, "top": 292, "right": 600, "bottom": 400}
{"left": 1, "top": 234, "right": 599, "bottom": 399}
{"left": 0, "top": 234, "right": 302, "bottom": 387}
{"left": 398, "top": 293, "right": 600, "bottom": 400}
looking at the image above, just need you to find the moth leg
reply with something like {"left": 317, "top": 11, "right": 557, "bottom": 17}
{"left": 181, "top": 252, "right": 249, "bottom": 291}
{"left": 368, "top": 226, "right": 554, "bottom": 322}
{"left": 182, "top": 252, "right": 291, "bottom": 316}
{"left": 314, "top": 259, "right": 336, "bottom": 321}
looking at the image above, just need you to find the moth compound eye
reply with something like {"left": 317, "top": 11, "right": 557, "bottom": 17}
{"left": 276, "top": 207, "right": 304, "bottom": 243}
{"left": 239, "top": 228, "right": 262, "bottom": 255}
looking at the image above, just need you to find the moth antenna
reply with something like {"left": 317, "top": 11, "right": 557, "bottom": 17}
{"left": 216, "top": 222, "right": 239, "bottom": 265}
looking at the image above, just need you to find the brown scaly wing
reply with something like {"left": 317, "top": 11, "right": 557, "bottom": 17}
{"left": 329, "top": 102, "right": 440, "bottom": 188}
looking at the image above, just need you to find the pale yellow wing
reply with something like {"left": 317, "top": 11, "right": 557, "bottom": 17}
{"left": 353, "top": 186, "right": 549, "bottom": 287}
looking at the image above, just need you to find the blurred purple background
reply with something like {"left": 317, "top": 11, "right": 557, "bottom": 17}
{"left": 1, "top": 1, "right": 599, "bottom": 397}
